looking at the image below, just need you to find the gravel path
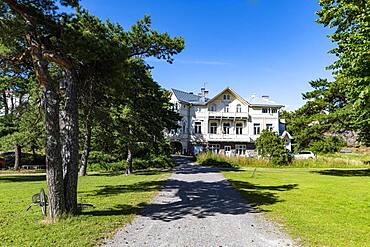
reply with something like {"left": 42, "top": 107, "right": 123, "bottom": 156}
{"left": 103, "top": 157, "right": 296, "bottom": 247}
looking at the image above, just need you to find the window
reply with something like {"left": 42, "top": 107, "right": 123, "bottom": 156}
{"left": 223, "top": 94, "right": 230, "bottom": 100}
{"left": 182, "top": 121, "right": 186, "bottom": 133}
{"left": 236, "top": 104, "right": 242, "bottom": 113}
{"left": 210, "top": 122, "right": 218, "bottom": 134}
{"left": 209, "top": 144, "right": 220, "bottom": 154}
{"left": 262, "top": 108, "right": 278, "bottom": 113}
{"left": 224, "top": 104, "right": 230, "bottom": 113}
{"left": 266, "top": 124, "right": 273, "bottom": 131}
{"left": 195, "top": 122, "right": 202, "bottom": 134}
{"left": 236, "top": 123, "right": 243, "bottom": 135}
{"left": 224, "top": 146, "right": 231, "bottom": 152}
{"left": 254, "top": 123, "right": 261, "bottom": 135}
{"left": 210, "top": 104, "right": 217, "bottom": 111}
{"left": 235, "top": 145, "right": 246, "bottom": 156}
{"left": 223, "top": 122, "right": 230, "bottom": 134}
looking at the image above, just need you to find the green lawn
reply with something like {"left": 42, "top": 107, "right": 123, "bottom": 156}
{"left": 0, "top": 171, "right": 169, "bottom": 246}
{"left": 223, "top": 168, "right": 370, "bottom": 247}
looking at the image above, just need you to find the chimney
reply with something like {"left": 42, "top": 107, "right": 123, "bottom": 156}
{"left": 262, "top": 95, "right": 270, "bottom": 101}
{"left": 203, "top": 90, "right": 209, "bottom": 98}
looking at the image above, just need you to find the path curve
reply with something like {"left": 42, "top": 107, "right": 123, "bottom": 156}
{"left": 103, "top": 156, "right": 295, "bottom": 247}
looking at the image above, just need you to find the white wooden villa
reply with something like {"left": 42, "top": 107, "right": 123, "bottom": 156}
{"left": 167, "top": 87, "right": 292, "bottom": 156}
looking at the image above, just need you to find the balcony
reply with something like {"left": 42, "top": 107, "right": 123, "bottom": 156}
{"left": 208, "top": 111, "right": 249, "bottom": 119}
{"left": 207, "top": 134, "right": 251, "bottom": 142}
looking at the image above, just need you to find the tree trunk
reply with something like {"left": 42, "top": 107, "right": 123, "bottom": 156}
{"left": 126, "top": 145, "right": 133, "bottom": 175}
{"left": 2, "top": 91, "right": 9, "bottom": 116}
{"left": 60, "top": 70, "right": 79, "bottom": 215}
{"left": 43, "top": 68, "right": 66, "bottom": 219}
{"left": 79, "top": 114, "right": 92, "bottom": 176}
{"left": 14, "top": 144, "right": 21, "bottom": 170}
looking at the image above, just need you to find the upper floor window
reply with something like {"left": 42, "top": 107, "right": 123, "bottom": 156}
{"left": 223, "top": 94, "right": 230, "bottom": 100}
{"left": 195, "top": 122, "right": 202, "bottom": 134}
{"left": 254, "top": 123, "right": 261, "bottom": 135}
{"left": 210, "top": 122, "right": 218, "bottom": 134}
{"left": 266, "top": 124, "right": 273, "bottom": 131}
{"left": 224, "top": 104, "right": 230, "bottom": 113}
{"left": 182, "top": 121, "right": 186, "bottom": 133}
{"left": 262, "top": 108, "right": 278, "bottom": 113}
{"left": 210, "top": 104, "right": 217, "bottom": 111}
{"left": 236, "top": 123, "right": 243, "bottom": 135}
{"left": 236, "top": 104, "right": 242, "bottom": 113}
{"left": 223, "top": 122, "right": 231, "bottom": 134}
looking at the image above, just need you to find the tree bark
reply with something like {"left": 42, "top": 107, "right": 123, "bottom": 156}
{"left": 2, "top": 91, "right": 9, "bottom": 116}
{"left": 43, "top": 67, "right": 66, "bottom": 219}
{"left": 79, "top": 113, "right": 92, "bottom": 176}
{"left": 126, "top": 144, "right": 133, "bottom": 175}
{"left": 60, "top": 70, "right": 79, "bottom": 215}
{"left": 14, "top": 144, "right": 21, "bottom": 170}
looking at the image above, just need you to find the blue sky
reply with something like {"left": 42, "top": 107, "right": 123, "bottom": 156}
{"left": 80, "top": 0, "right": 335, "bottom": 110}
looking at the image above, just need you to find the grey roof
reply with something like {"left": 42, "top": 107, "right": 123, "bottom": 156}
{"left": 171, "top": 88, "right": 207, "bottom": 104}
{"left": 248, "top": 95, "right": 284, "bottom": 107}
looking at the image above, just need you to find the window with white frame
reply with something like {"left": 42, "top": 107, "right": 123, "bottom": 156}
{"left": 236, "top": 104, "right": 242, "bottom": 113}
{"left": 266, "top": 123, "right": 273, "bottom": 131}
{"left": 236, "top": 123, "right": 243, "bottom": 135}
{"left": 254, "top": 123, "right": 261, "bottom": 135}
{"left": 224, "top": 104, "right": 230, "bottom": 112}
{"left": 209, "top": 144, "right": 220, "bottom": 154}
{"left": 210, "top": 104, "right": 217, "bottom": 111}
{"left": 235, "top": 145, "right": 246, "bottom": 155}
{"left": 210, "top": 122, "right": 218, "bottom": 134}
{"left": 195, "top": 122, "right": 202, "bottom": 134}
{"left": 223, "top": 122, "right": 231, "bottom": 134}
{"left": 262, "top": 108, "right": 278, "bottom": 113}
{"left": 223, "top": 94, "right": 230, "bottom": 100}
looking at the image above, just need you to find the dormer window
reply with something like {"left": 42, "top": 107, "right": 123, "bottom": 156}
{"left": 210, "top": 104, "right": 217, "bottom": 111}
{"left": 223, "top": 94, "right": 230, "bottom": 100}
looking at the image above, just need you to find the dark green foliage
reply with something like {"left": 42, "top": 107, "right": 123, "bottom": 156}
{"left": 310, "top": 136, "right": 346, "bottom": 154}
{"left": 255, "top": 130, "right": 292, "bottom": 166}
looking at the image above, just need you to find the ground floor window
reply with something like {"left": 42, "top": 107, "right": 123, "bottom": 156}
{"left": 235, "top": 144, "right": 247, "bottom": 155}
{"left": 266, "top": 123, "right": 273, "bottom": 131}
{"left": 209, "top": 144, "right": 220, "bottom": 154}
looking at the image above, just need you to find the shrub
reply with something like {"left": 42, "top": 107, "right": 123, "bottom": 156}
{"left": 255, "top": 130, "right": 292, "bottom": 165}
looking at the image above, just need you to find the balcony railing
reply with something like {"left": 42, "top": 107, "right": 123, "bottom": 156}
{"left": 208, "top": 111, "right": 249, "bottom": 119}
{"left": 207, "top": 134, "right": 251, "bottom": 142}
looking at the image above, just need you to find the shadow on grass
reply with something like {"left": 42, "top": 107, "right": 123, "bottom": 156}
{"left": 0, "top": 175, "right": 46, "bottom": 183}
{"left": 80, "top": 203, "right": 147, "bottom": 216}
{"left": 87, "top": 180, "right": 167, "bottom": 197}
{"left": 228, "top": 180, "right": 298, "bottom": 209}
{"left": 312, "top": 169, "right": 370, "bottom": 177}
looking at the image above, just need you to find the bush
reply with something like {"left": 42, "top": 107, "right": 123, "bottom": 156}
{"left": 133, "top": 155, "right": 175, "bottom": 170}
{"left": 255, "top": 130, "right": 292, "bottom": 165}
{"left": 197, "top": 152, "right": 269, "bottom": 168}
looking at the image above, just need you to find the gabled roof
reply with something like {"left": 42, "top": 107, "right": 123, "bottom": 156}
{"left": 206, "top": 87, "right": 249, "bottom": 106}
{"left": 281, "top": 131, "right": 293, "bottom": 139}
{"left": 171, "top": 88, "right": 206, "bottom": 104}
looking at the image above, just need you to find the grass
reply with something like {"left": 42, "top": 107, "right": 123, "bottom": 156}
{"left": 223, "top": 168, "right": 370, "bottom": 247}
{"left": 0, "top": 171, "right": 169, "bottom": 246}
{"left": 197, "top": 152, "right": 369, "bottom": 168}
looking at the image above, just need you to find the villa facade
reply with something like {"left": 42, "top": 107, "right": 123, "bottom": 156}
{"left": 167, "top": 87, "right": 290, "bottom": 156}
